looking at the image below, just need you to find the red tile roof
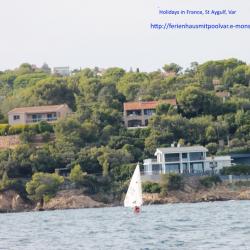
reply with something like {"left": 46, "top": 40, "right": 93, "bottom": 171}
{"left": 124, "top": 99, "right": 176, "bottom": 110}
{"left": 8, "top": 104, "right": 69, "bottom": 114}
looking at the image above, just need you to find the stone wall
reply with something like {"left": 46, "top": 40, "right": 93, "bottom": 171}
{"left": 0, "top": 135, "right": 20, "bottom": 149}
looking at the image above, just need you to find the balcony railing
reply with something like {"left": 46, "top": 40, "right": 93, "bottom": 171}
{"left": 26, "top": 117, "right": 58, "bottom": 123}
{"left": 165, "top": 157, "right": 180, "bottom": 162}
{"left": 189, "top": 157, "right": 205, "bottom": 161}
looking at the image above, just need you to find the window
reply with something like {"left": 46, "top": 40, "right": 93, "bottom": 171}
{"left": 189, "top": 152, "right": 204, "bottom": 161}
{"left": 13, "top": 115, "right": 20, "bottom": 120}
{"left": 182, "top": 153, "right": 188, "bottom": 159}
{"left": 165, "top": 153, "right": 180, "bottom": 162}
{"left": 165, "top": 164, "right": 180, "bottom": 173}
{"left": 144, "top": 109, "right": 155, "bottom": 116}
{"left": 47, "top": 113, "right": 57, "bottom": 121}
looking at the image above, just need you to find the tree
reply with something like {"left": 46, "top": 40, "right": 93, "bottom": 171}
{"left": 162, "top": 63, "right": 182, "bottom": 74}
{"left": 26, "top": 172, "right": 64, "bottom": 202}
{"left": 31, "top": 77, "right": 75, "bottom": 109}
{"left": 177, "top": 85, "right": 222, "bottom": 117}
{"left": 69, "top": 164, "right": 87, "bottom": 187}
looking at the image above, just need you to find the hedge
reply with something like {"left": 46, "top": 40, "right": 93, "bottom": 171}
{"left": 0, "top": 124, "right": 10, "bottom": 135}
{"left": 0, "top": 121, "right": 53, "bottom": 135}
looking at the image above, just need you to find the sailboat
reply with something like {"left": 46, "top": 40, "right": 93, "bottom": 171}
{"left": 124, "top": 164, "right": 143, "bottom": 213}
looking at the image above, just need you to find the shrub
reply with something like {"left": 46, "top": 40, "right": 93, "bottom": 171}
{"left": 19, "top": 130, "right": 35, "bottom": 143}
{"left": 0, "top": 124, "right": 9, "bottom": 135}
{"left": 38, "top": 121, "right": 54, "bottom": 133}
{"left": 8, "top": 124, "right": 27, "bottom": 135}
{"left": 0, "top": 173, "right": 27, "bottom": 199}
{"left": 234, "top": 181, "right": 250, "bottom": 187}
{"left": 220, "top": 165, "right": 250, "bottom": 175}
{"left": 142, "top": 181, "right": 161, "bottom": 193}
{"left": 206, "top": 143, "right": 218, "bottom": 155}
{"left": 160, "top": 173, "right": 183, "bottom": 195}
{"left": 27, "top": 124, "right": 39, "bottom": 133}
{"left": 41, "top": 131, "right": 51, "bottom": 142}
{"left": 69, "top": 164, "right": 87, "bottom": 187}
{"left": 200, "top": 175, "right": 222, "bottom": 188}
{"left": 26, "top": 172, "right": 64, "bottom": 202}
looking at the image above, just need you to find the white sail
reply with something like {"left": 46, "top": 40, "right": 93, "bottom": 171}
{"left": 124, "top": 164, "right": 143, "bottom": 207}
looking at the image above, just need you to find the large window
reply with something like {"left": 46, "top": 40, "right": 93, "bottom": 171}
{"left": 152, "top": 164, "right": 161, "bottom": 174}
{"left": 144, "top": 109, "right": 155, "bottom": 116}
{"left": 182, "top": 163, "right": 189, "bottom": 173}
{"left": 165, "top": 153, "right": 180, "bottom": 162}
{"left": 127, "top": 120, "right": 142, "bottom": 127}
{"left": 189, "top": 152, "right": 204, "bottom": 161}
{"left": 127, "top": 110, "right": 141, "bottom": 116}
{"left": 47, "top": 113, "right": 57, "bottom": 121}
{"left": 32, "top": 114, "right": 42, "bottom": 122}
{"left": 190, "top": 162, "right": 204, "bottom": 174}
{"left": 165, "top": 164, "right": 180, "bottom": 173}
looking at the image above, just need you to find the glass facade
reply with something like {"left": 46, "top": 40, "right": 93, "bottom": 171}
{"left": 165, "top": 164, "right": 180, "bottom": 173}
{"left": 190, "top": 162, "right": 204, "bottom": 173}
{"left": 127, "top": 110, "right": 141, "bottom": 116}
{"left": 144, "top": 109, "right": 155, "bottom": 116}
{"left": 165, "top": 153, "right": 180, "bottom": 162}
{"left": 189, "top": 152, "right": 204, "bottom": 161}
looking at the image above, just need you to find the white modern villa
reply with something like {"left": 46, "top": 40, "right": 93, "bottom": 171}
{"left": 143, "top": 146, "right": 232, "bottom": 175}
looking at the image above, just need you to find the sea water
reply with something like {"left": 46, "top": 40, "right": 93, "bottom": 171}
{"left": 0, "top": 201, "right": 250, "bottom": 250}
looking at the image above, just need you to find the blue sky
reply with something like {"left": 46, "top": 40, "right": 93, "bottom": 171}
{"left": 0, "top": 0, "right": 250, "bottom": 71}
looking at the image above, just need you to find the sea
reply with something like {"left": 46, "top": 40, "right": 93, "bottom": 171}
{"left": 0, "top": 201, "right": 250, "bottom": 250}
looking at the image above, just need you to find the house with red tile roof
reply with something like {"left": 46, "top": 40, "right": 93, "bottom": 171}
{"left": 8, "top": 104, "right": 72, "bottom": 125}
{"left": 123, "top": 99, "right": 177, "bottom": 128}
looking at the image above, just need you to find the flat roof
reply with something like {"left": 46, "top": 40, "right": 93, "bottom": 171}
{"left": 155, "top": 146, "right": 208, "bottom": 154}
{"left": 8, "top": 104, "right": 68, "bottom": 114}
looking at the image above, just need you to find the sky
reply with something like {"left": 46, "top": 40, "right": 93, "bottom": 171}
{"left": 0, "top": 0, "right": 250, "bottom": 72}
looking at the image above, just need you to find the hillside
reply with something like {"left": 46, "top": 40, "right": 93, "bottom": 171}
{"left": 0, "top": 59, "right": 250, "bottom": 207}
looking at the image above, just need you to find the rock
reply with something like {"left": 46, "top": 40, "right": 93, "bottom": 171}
{"left": 238, "top": 190, "right": 250, "bottom": 200}
{"left": 43, "top": 189, "right": 106, "bottom": 210}
{"left": 0, "top": 190, "right": 32, "bottom": 212}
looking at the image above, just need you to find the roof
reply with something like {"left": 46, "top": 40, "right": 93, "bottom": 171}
{"left": 8, "top": 104, "right": 69, "bottom": 114}
{"left": 124, "top": 99, "right": 177, "bottom": 110}
{"left": 215, "top": 91, "right": 230, "bottom": 98}
{"left": 155, "top": 146, "right": 208, "bottom": 154}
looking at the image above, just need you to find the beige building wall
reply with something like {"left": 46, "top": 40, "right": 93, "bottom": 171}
{"left": 8, "top": 113, "right": 27, "bottom": 126}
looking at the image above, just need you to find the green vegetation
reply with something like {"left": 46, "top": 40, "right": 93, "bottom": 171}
{"left": 234, "top": 181, "right": 250, "bottom": 187}
{"left": 160, "top": 173, "right": 183, "bottom": 195}
{"left": 0, "top": 60, "right": 250, "bottom": 201}
{"left": 142, "top": 181, "right": 161, "bottom": 193}
{"left": 200, "top": 175, "right": 222, "bottom": 188}
{"left": 69, "top": 164, "right": 87, "bottom": 187}
{"left": 26, "top": 172, "right": 64, "bottom": 202}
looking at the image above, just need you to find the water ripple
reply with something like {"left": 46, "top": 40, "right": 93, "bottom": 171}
{"left": 0, "top": 201, "right": 250, "bottom": 250}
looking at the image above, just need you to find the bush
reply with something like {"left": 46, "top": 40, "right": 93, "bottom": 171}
{"left": 142, "top": 181, "right": 161, "bottom": 193}
{"left": 8, "top": 124, "right": 27, "bottom": 135}
{"left": 200, "top": 175, "right": 222, "bottom": 188}
{"left": 69, "top": 164, "right": 87, "bottom": 187}
{"left": 41, "top": 131, "right": 51, "bottom": 142}
{"left": 19, "top": 130, "right": 35, "bottom": 143}
{"left": 220, "top": 165, "right": 250, "bottom": 175}
{"left": 38, "top": 121, "right": 54, "bottom": 133}
{"left": 0, "top": 124, "right": 9, "bottom": 135}
{"left": 206, "top": 143, "right": 218, "bottom": 155}
{"left": 26, "top": 172, "right": 64, "bottom": 202}
{"left": 160, "top": 173, "right": 183, "bottom": 195}
{"left": 0, "top": 173, "right": 28, "bottom": 199}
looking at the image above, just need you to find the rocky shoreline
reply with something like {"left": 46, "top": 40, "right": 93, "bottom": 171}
{"left": 1, "top": 185, "right": 250, "bottom": 213}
